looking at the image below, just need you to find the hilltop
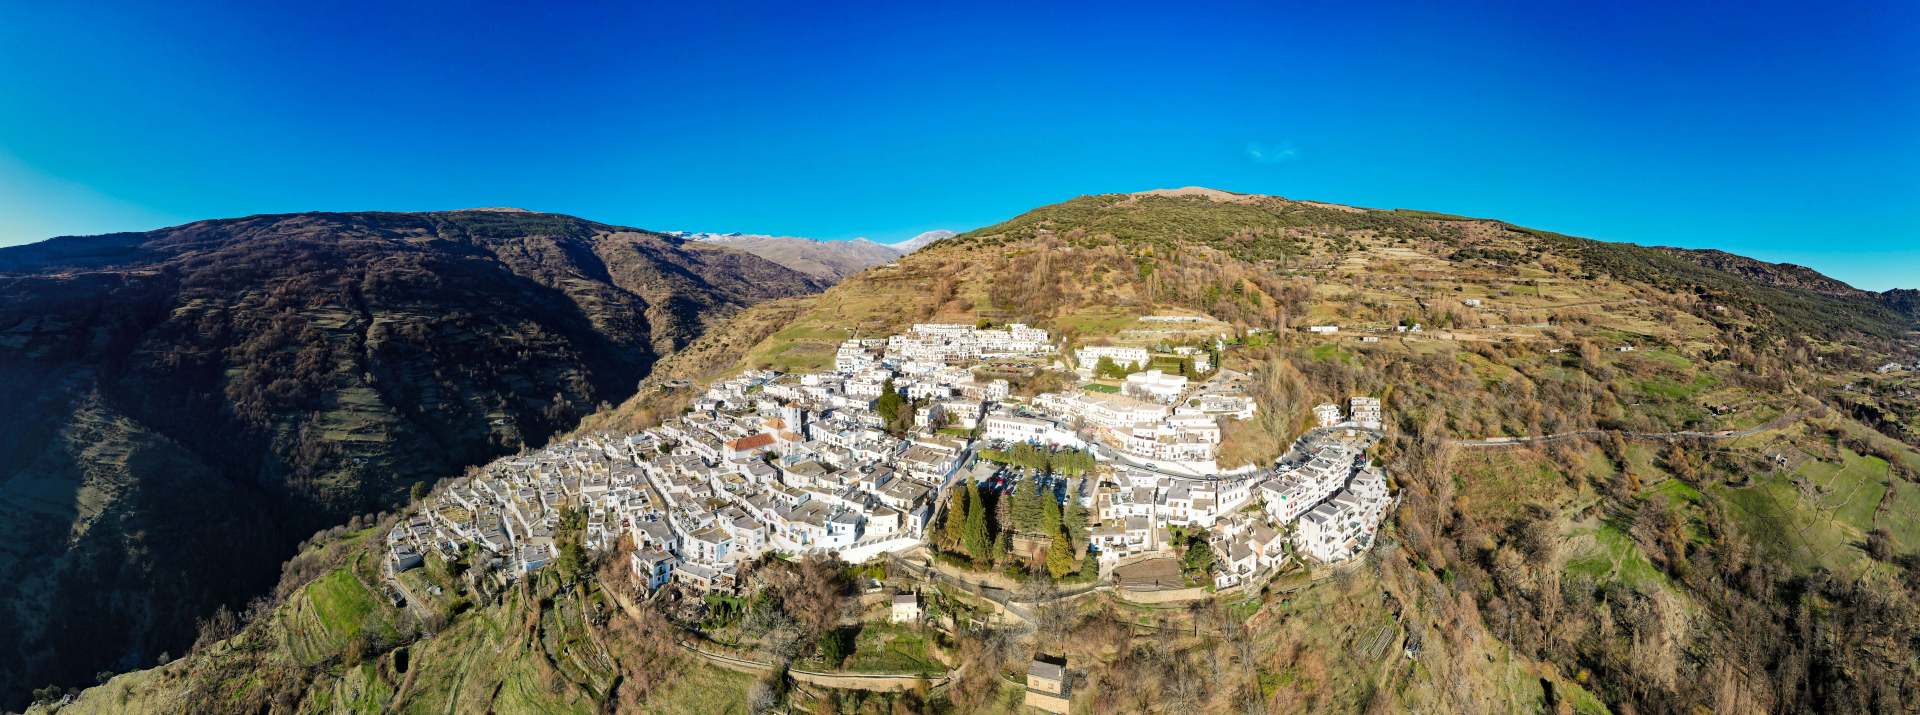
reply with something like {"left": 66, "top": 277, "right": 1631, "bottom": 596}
{"left": 567, "top": 188, "right": 1920, "bottom": 714}
{"left": 0, "top": 209, "right": 822, "bottom": 709}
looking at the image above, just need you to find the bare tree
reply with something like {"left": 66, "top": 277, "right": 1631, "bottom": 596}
{"left": 748, "top": 677, "right": 779, "bottom": 715}
{"left": 1023, "top": 579, "right": 1076, "bottom": 643}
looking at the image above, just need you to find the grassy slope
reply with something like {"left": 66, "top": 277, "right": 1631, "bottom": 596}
{"left": 30, "top": 529, "right": 626, "bottom": 715}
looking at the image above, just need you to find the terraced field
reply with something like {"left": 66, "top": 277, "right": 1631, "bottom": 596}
{"left": 1713, "top": 446, "right": 1903, "bottom": 575}
{"left": 286, "top": 562, "right": 401, "bottom": 664}
{"left": 1565, "top": 520, "right": 1675, "bottom": 593}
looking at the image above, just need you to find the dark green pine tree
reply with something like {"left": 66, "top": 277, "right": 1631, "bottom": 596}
{"left": 1041, "top": 489, "right": 1062, "bottom": 537}
{"left": 1064, "top": 499, "right": 1089, "bottom": 545}
{"left": 1012, "top": 480, "right": 1042, "bottom": 534}
{"left": 944, "top": 484, "right": 968, "bottom": 545}
{"left": 1046, "top": 532, "right": 1078, "bottom": 579}
{"left": 875, "top": 376, "right": 907, "bottom": 430}
{"left": 964, "top": 477, "right": 990, "bottom": 560}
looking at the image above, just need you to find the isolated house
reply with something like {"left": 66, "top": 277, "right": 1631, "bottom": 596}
{"left": 1024, "top": 657, "right": 1071, "bottom": 714}
{"left": 891, "top": 592, "right": 920, "bottom": 623}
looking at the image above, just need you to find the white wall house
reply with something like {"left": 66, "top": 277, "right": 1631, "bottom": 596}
{"left": 1075, "top": 346, "right": 1149, "bottom": 369}
{"left": 1123, "top": 369, "right": 1187, "bottom": 402}
{"left": 1313, "top": 403, "right": 1343, "bottom": 427}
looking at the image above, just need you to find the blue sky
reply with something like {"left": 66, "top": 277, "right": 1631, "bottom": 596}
{"left": 1, "top": 1, "right": 1915, "bottom": 289}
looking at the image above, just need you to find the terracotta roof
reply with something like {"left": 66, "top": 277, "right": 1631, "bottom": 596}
{"left": 726, "top": 433, "right": 776, "bottom": 451}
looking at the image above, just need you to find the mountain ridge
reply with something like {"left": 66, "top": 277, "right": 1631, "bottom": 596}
{"left": 0, "top": 208, "right": 823, "bottom": 708}
{"left": 891, "top": 228, "right": 957, "bottom": 254}
{"left": 662, "top": 231, "right": 902, "bottom": 283}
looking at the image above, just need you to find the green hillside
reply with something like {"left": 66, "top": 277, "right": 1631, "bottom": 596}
{"left": 24, "top": 189, "right": 1920, "bottom": 715}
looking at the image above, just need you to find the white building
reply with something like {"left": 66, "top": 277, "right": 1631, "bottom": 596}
{"left": 1349, "top": 397, "right": 1382, "bottom": 428}
{"left": 630, "top": 548, "right": 678, "bottom": 590}
{"left": 1313, "top": 403, "right": 1343, "bottom": 427}
{"left": 1075, "top": 346, "right": 1149, "bottom": 370}
{"left": 983, "top": 414, "right": 1053, "bottom": 443}
{"left": 891, "top": 592, "right": 921, "bottom": 623}
{"left": 1122, "top": 369, "right": 1187, "bottom": 402}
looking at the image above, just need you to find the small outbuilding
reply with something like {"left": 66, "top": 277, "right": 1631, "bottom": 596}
{"left": 890, "top": 592, "right": 920, "bottom": 623}
{"left": 1024, "top": 656, "right": 1071, "bottom": 714}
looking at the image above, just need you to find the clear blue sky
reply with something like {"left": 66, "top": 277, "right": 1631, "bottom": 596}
{"left": 2, "top": 1, "right": 1915, "bottom": 289}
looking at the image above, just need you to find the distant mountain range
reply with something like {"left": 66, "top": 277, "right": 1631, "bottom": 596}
{"left": 663, "top": 232, "right": 901, "bottom": 283}
{"left": 662, "top": 228, "right": 957, "bottom": 284}
{"left": 892, "top": 229, "right": 957, "bottom": 254}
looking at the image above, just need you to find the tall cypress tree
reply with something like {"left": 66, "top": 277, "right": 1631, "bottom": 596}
{"left": 1064, "top": 499, "right": 1089, "bottom": 546}
{"left": 1041, "top": 489, "right": 1062, "bottom": 537}
{"left": 964, "top": 477, "right": 990, "bottom": 560}
{"left": 1012, "top": 480, "right": 1041, "bottom": 534}
{"left": 944, "top": 485, "right": 968, "bottom": 545}
{"left": 1046, "top": 533, "right": 1077, "bottom": 579}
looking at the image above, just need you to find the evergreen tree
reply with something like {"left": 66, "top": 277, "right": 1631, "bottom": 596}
{"left": 992, "top": 531, "right": 1010, "bottom": 563}
{"left": 557, "top": 539, "right": 589, "bottom": 582}
{"left": 1041, "top": 490, "right": 1062, "bottom": 537}
{"left": 1012, "top": 442, "right": 1039, "bottom": 469}
{"left": 819, "top": 628, "right": 849, "bottom": 666}
{"left": 875, "top": 377, "right": 906, "bottom": 429}
{"left": 1064, "top": 500, "right": 1089, "bottom": 545}
{"left": 1051, "top": 449, "right": 1092, "bottom": 476}
{"left": 1095, "top": 355, "right": 1117, "bottom": 378}
{"left": 964, "top": 478, "right": 990, "bottom": 560}
{"left": 944, "top": 486, "right": 968, "bottom": 545}
{"left": 994, "top": 487, "right": 1012, "bottom": 535}
{"left": 1011, "top": 480, "right": 1042, "bottom": 533}
{"left": 1184, "top": 539, "right": 1215, "bottom": 573}
{"left": 1046, "top": 533, "right": 1077, "bottom": 579}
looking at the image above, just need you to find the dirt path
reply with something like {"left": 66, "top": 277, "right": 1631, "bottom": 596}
{"left": 675, "top": 642, "right": 950, "bottom": 691}
{"left": 610, "top": 585, "right": 948, "bottom": 691}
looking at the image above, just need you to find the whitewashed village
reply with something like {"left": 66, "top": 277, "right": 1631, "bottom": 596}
{"left": 385, "top": 320, "right": 1396, "bottom": 602}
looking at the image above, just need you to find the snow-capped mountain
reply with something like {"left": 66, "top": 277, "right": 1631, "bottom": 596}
{"left": 892, "top": 229, "right": 957, "bottom": 254}
{"left": 663, "top": 231, "right": 901, "bottom": 284}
